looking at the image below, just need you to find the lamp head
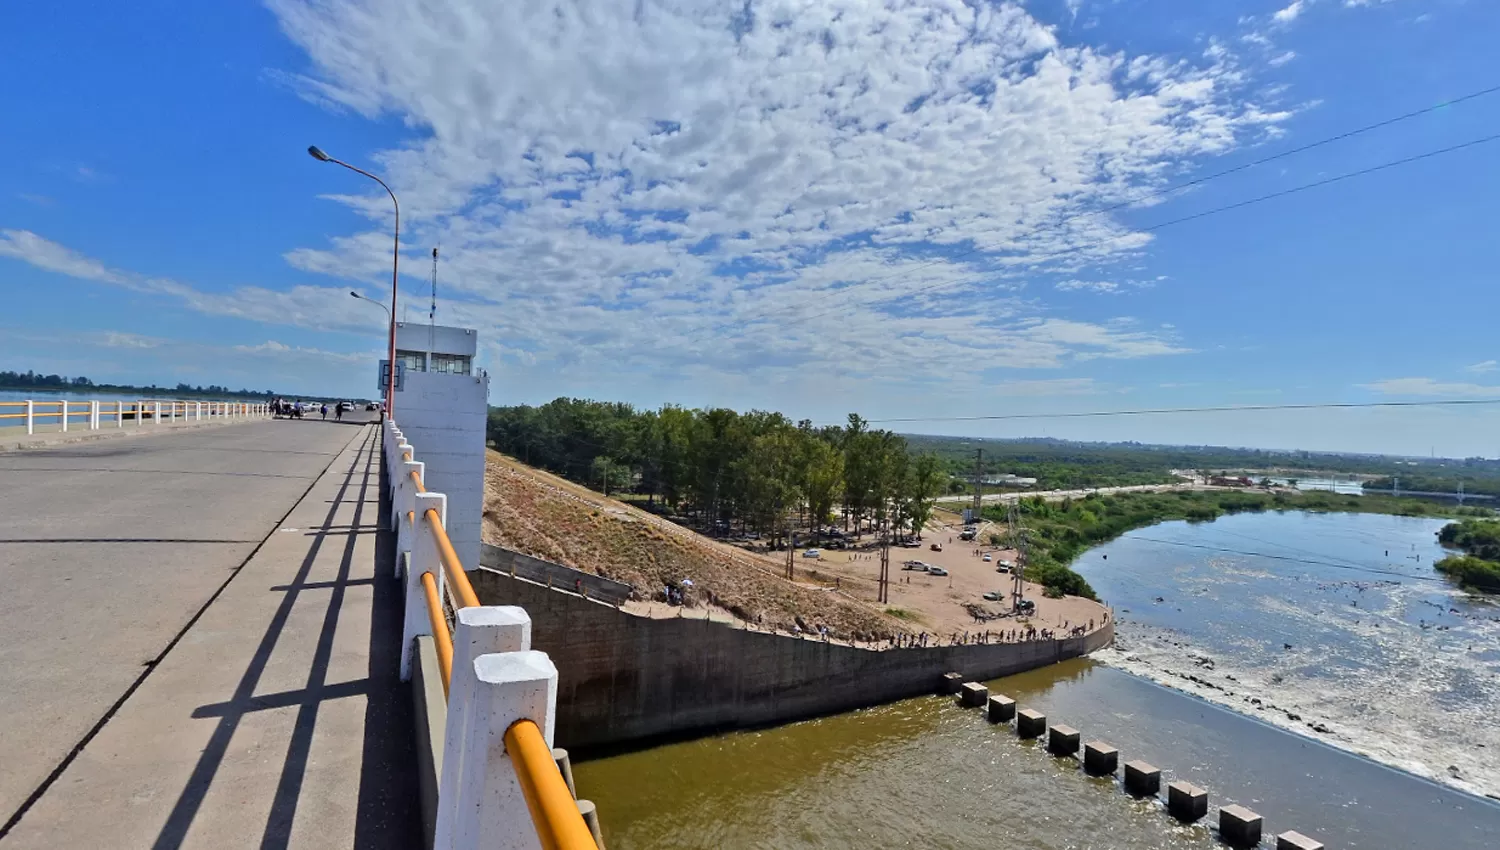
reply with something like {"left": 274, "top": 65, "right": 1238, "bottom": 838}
{"left": 308, "top": 145, "right": 331, "bottom": 162}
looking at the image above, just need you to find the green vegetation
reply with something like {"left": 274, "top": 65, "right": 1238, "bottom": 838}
{"left": 1435, "top": 518, "right": 1500, "bottom": 592}
{"left": 1, "top": 369, "right": 276, "bottom": 400}
{"left": 984, "top": 489, "right": 1485, "bottom": 601}
{"left": 905, "top": 433, "right": 1500, "bottom": 494}
{"left": 487, "top": 398, "right": 944, "bottom": 542}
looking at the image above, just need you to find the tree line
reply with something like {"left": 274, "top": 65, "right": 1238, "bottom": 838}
{"left": 486, "top": 398, "right": 946, "bottom": 544}
{"left": 0, "top": 370, "right": 274, "bottom": 399}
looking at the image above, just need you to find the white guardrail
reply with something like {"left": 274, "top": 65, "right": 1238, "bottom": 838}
{"left": 383, "top": 419, "right": 601, "bottom": 850}
{"left": 0, "top": 399, "right": 269, "bottom": 435}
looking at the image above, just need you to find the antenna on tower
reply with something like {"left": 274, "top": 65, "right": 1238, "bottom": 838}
{"left": 429, "top": 246, "right": 439, "bottom": 358}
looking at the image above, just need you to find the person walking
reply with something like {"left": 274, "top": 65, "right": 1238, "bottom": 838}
{"left": 320, "top": 403, "right": 328, "bottom": 420}
{"left": 335, "top": 402, "right": 344, "bottom": 422}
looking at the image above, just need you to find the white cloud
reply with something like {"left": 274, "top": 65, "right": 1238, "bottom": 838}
{"left": 252, "top": 0, "right": 1284, "bottom": 390}
{"left": 1362, "top": 378, "right": 1500, "bottom": 398}
{"left": 101, "top": 332, "right": 165, "bottom": 349}
{"left": 4, "top": 2, "right": 1298, "bottom": 399}
{"left": 0, "top": 229, "right": 125, "bottom": 284}
{"left": 1056, "top": 279, "right": 1121, "bottom": 293}
{"left": 1273, "top": 2, "right": 1305, "bottom": 24}
{"left": 233, "top": 340, "right": 368, "bottom": 364}
{"left": 1465, "top": 360, "right": 1497, "bottom": 374}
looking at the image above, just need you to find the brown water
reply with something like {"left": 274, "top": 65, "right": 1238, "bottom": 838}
{"left": 576, "top": 659, "right": 1500, "bottom": 850}
{"left": 575, "top": 510, "right": 1500, "bottom": 850}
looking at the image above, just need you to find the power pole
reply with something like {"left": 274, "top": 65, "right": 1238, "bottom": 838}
{"left": 1008, "top": 501, "right": 1026, "bottom": 610}
{"left": 878, "top": 513, "right": 891, "bottom": 604}
{"left": 970, "top": 448, "right": 984, "bottom": 522}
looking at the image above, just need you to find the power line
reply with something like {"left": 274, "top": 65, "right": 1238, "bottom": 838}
{"left": 776, "top": 132, "right": 1500, "bottom": 330}
{"left": 1118, "top": 532, "right": 1445, "bottom": 583}
{"left": 861, "top": 397, "right": 1500, "bottom": 424}
{"left": 700, "top": 84, "right": 1500, "bottom": 331}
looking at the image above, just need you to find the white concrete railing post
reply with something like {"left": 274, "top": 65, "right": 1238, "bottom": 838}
{"left": 434, "top": 607, "right": 534, "bottom": 850}
{"left": 154, "top": 401, "right": 162, "bottom": 425}
{"left": 401, "top": 491, "right": 449, "bottom": 681}
{"left": 60, "top": 401, "right": 68, "bottom": 432}
{"left": 89, "top": 400, "right": 99, "bottom": 430}
{"left": 396, "top": 460, "right": 424, "bottom": 572}
{"left": 25, "top": 400, "right": 34, "bottom": 435}
{"left": 443, "top": 651, "right": 559, "bottom": 850}
{"left": 116, "top": 400, "right": 124, "bottom": 428}
{"left": 195, "top": 402, "right": 202, "bottom": 422}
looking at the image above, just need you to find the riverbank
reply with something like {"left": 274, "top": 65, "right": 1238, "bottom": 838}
{"left": 985, "top": 487, "right": 1492, "bottom": 599}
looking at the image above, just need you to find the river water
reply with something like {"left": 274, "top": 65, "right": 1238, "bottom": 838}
{"left": 575, "top": 511, "right": 1500, "bottom": 849}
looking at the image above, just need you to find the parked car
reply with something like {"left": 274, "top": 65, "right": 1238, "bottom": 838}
{"left": 983, "top": 591, "right": 1002, "bottom": 601}
{"left": 1017, "top": 599, "right": 1036, "bottom": 613}
{"left": 995, "top": 564, "right": 1010, "bottom": 574}
{"left": 982, "top": 552, "right": 992, "bottom": 562}
{"left": 901, "top": 560, "right": 926, "bottom": 571}
{"left": 930, "top": 543, "right": 943, "bottom": 552}
{"left": 802, "top": 549, "right": 821, "bottom": 559}
{"left": 365, "top": 401, "right": 380, "bottom": 411}
{"left": 927, "top": 566, "right": 948, "bottom": 577}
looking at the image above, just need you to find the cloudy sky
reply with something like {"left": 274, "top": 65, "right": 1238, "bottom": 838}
{"left": 3, "top": 0, "right": 1498, "bottom": 456}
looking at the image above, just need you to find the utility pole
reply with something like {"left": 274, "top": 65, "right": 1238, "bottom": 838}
{"left": 970, "top": 448, "right": 984, "bottom": 523}
{"left": 1009, "top": 501, "right": 1026, "bottom": 610}
{"left": 878, "top": 511, "right": 891, "bottom": 604}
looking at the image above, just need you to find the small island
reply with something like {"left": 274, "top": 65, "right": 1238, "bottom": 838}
{"left": 1435, "top": 518, "right": 1500, "bottom": 592}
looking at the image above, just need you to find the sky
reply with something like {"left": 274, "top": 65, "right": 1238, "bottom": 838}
{"left": 2, "top": 0, "right": 1498, "bottom": 457}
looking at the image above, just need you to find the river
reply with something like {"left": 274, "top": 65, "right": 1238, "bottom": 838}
{"left": 573, "top": 511, "right": 1500, "bottom": 849}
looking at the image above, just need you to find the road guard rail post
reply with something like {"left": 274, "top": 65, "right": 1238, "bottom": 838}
{"left": 383, "top": 419, "right": 599, "bottom": 850}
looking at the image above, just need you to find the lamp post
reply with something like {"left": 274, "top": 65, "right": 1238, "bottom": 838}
{"left": 350, "top": 290, "right": 391, "bottom": 320}
{"left": 309, "top": 145, "right": 399, "bottom": 418}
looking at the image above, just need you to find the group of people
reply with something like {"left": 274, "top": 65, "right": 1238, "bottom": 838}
{"left": 272, "top": 398, "right": 343, "bottom": 421}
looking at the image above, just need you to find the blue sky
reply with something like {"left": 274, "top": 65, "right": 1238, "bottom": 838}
{"left": 3, "top": 0, "right": 1498, "bottom": 456}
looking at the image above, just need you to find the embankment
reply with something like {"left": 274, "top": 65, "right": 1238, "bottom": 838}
{"left": 471, "top": 567, "right": 1113, "bottom": 752}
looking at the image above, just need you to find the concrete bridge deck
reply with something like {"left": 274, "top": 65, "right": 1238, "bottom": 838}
{"left": 0, "top": 416, "right": 420, "bottom": 848}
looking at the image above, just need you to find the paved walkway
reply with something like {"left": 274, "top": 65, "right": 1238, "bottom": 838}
{"left": 0, "top": 418, "right": 419, "bottom": 848}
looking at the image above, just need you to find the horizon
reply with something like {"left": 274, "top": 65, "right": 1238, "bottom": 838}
{"left": 4, "top": 1, "right": 1499, "bottom": 458}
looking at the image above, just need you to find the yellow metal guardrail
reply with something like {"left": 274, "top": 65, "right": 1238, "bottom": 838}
{"left": 405, "top": 443, "right": 596, "bottom": 849}
{"left": 506, "top": 719, "right": 600, "bottom": 850}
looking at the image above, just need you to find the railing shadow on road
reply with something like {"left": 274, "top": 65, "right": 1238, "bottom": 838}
{"left": 154, "top": 425, "right": 420, "bottom": 850}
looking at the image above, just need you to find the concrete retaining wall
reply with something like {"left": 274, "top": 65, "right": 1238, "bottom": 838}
{"left": 471, "top": 567, "right": 1114, "bottom": 751}
{"left": 479, "top": 544, "right": 634, "bottom": 606}
{"left": 410, "top": 635, "right": 447, "bottom": 850}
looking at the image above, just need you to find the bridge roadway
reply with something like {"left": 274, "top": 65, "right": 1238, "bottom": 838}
{"left": 0, "top": 414, "right": 420, "bottom": 848}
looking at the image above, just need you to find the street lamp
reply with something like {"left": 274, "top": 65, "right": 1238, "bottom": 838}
{"left": 309, "top": 145, "right": 400, "bottom": 418}
{"left": 350, "top": 290, "right": 391, "bottom": 320}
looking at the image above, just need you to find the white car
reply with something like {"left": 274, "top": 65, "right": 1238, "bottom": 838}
{"left": 802, "top": 549, "right": 821, "bottom": 559}
{"left": 927, "top": 566, "right": 948, "bottom": 577}
{"left": 982, "top": 553, "right": 992, "bottom": 562}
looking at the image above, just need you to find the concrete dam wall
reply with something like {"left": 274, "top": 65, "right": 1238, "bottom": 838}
{"left": 471, "top": 567, "right": 1115, "bottom": 751}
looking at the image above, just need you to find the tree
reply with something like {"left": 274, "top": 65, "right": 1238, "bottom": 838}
{"left": 802, "top": 439, "right": 844, "bottom": 540}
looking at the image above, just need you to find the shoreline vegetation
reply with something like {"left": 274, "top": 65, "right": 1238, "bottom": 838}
{"left": 1435, "top": 519, "right": 1500, "bottom": 592}
{"left": 1, "top": 369, "right": 275, "bottom": 401}
{"left": 985, "top": 489, "right": 1491, "bottom": 600}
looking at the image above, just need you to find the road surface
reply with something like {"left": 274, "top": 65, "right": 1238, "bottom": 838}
{"left": 0, "top": 413, "right": 419, "bottom": 847}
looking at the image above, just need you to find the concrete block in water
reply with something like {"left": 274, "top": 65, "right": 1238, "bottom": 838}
{"left": 1219, "top": 805, "right": 1263, "bottom": 848}
{"left": 940, "top": 672, "right": 964, "bottom": 694}
{"left": 987, "top": 694, "right": 1016, "bottom": 723}
{"left": 1047, "top": 724, "right": 1081, "bottom": 756}
{"left": 1084, "top": 741, "right": 1118, "bottom": 776}
{"left": 1016, "top": 708, "right": 1046, "bottom": 738}
{"left": 1167, "top": 781, "right": 1208, "bottom": 822}
{"left": 958, "top": 682, "right": 988, "bottom": 707}
{"left": 1277, "top": 831, "right": 1325, "bottom": 850}
{"left": 1123, "top": 761, "right": 1160, "bottom": 796}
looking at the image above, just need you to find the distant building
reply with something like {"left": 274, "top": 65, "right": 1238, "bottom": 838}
{"left": 981, "top": 473, "right": 1038, "bottom": 487}
{"left": 386, "top": 322, "right": 489, "bottom": 570}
